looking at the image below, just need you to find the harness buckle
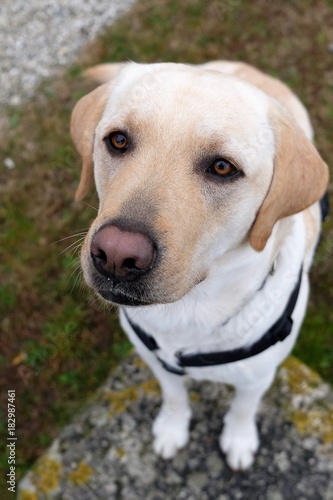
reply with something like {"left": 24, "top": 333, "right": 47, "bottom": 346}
{"left": 156, "top": 355, "right": 185, "bottom": 376}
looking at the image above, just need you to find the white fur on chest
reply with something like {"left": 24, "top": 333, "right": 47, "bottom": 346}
{"left": 121, "top": 213, "right": 307, "bottom": 386}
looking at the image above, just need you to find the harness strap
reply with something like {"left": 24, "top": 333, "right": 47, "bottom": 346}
{"left": 178, "top": 266, "right": 302, "bottom": 368}
{"left": 127, "top": 320, "right": 159, "bottom": 352}
{"left": 124, "top": 266, "right": 303, "bottom": 375}
{"left": 320, "top": 192, "right": 329, "bottom": 222}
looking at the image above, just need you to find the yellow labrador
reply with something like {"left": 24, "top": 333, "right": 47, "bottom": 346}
{"left": 71, "top": 61, "right": 328, "bottom": 470}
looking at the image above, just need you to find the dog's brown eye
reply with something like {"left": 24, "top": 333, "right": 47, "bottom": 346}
{"left": 212, "top": 159, "right": 238, "bottom": 177}
{"left": 105, "top": 132, "right": 129, "bottom": 153}
{"left": 206, "top": 158, "right": 240, "bottom": 181}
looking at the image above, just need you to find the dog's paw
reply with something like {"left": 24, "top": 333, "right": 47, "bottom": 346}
{"left": 220, "top": 414, "right": 259, "bottom": 470}
{"left": 152, "top": 406, "right": 191, "bottom": 459}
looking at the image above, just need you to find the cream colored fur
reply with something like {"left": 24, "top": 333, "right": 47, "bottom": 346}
{"left": 71, "top": 61, "right": 328, "bottom": 470}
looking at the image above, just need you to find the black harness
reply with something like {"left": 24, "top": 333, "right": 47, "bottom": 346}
{"left": 125, "top": 193, "right": 329, "bottom": 376}
{"left": 320, "top": 192, "right": 329, "bottom": 222}
{"left": 125, "top": 267, "right": 303, "bottom": 376}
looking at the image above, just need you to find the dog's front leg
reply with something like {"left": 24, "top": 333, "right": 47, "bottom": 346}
{"left": 121, "top": 315, "right": 192, "bottom": 459}
{"left": 220, "top": 372, "right": 276, "bottom": 471}
{"left": 151, "top": 363, "right": 191, "bottom": 459}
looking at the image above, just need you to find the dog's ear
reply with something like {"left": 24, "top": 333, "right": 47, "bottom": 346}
{"left": 83, "top": 63, "right": 125, "bottom": 84}
{"left": 71, "top": 64, "right": 126, "bottom": 201}
{"left": 249, "top": 105, "right": 329, "bottom": 251}
{"left": 71, "top": 83, "right": 110, "bottom": 201}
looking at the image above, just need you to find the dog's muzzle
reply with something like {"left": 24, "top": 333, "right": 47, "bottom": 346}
{"left": 89, "top": 223, "right": 157, "bottom": 305}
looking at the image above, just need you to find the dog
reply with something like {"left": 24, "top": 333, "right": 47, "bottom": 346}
{"left": 70, "top": 61, "right": 329, "bottom": 470}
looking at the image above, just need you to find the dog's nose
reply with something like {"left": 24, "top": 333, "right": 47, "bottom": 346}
{"left": 90, "top": 224, "right": 156, "bottom": 281}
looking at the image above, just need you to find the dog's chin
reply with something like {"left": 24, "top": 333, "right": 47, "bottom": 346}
{"left": 90, "top": 272, "right": 207, "bottom": 307}
{"left": 96, "top": 288, "right": 152, "bottom": 306}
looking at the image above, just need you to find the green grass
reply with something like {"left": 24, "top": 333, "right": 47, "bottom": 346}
{"left": 294, "top": 219, "right": 333, "bottom": 377}
{"left": 0, "top": 0, "right": 332, "bottom": 495}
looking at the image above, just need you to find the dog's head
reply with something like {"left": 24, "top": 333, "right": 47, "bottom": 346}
{"left": 71, "top": 62, "right": 328, "bottom": 306}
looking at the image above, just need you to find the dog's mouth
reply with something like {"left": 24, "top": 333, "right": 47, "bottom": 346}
{"left": 97, "top": 286, "right": 152, "bottom": 306}
{"left": 93, "top": 271, "right": 207, "bottom": 307}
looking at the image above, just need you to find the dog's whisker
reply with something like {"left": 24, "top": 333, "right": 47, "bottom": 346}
{"left": 81, "top": 200, "right": 98, "bottom": 212}
{"left": 57, "top": 237, "right": 86, "bottom": 257}
{"left": 70, "top": 269, "right": 84, "bottom": 295}
{"left": 68, "top": 262, "right": 82, "bottom": 283}
{"left": 52, "top": 230, "right": 89, "bottom": 245}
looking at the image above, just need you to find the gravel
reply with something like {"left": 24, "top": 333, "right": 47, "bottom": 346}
{"left": 0, "top": 0, "right": 136, "bottom": 106}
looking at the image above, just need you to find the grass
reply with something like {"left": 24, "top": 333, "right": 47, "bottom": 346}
{"left": 1, "top": 0, "right": 333, "bottom": 494}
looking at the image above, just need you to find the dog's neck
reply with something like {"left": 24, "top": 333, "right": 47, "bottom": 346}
{"left": 124, "top": 214, "right": 305, "bottom": 352}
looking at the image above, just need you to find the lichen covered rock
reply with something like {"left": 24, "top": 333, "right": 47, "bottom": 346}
{"left": 18, "top": 355, "right": 333, "bottom": 499}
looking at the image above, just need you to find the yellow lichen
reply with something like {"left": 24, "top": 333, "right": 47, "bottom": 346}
{"left": 141, "top": 378, "right": 160, "bottom": 397}
{"left": 281, "top": 356, "right": 322, "bottom": 395}
{"left": 33, "top": 457, "right": 62, "bottom": 494}
{"left": 104, "top": 386, "right": 139, "bottom": 416}
{"left": 104, "top": 378, "right": 161, "bottom": 417}
{"left": 20, "top": 491, "right": 38, "bottom": 500}
{"left": 190, "top": 391, "right": 200, "bottom": 403}
{"left": 68, "top": 461, "right": 93, "bottom": 485}
{"left": 280, "top": 356, "right": 333, "bottom": 445}
{"left": 116, "top": 447, "right": 125, "bottom": 458}
{"left": 133, "top": 356, "right": 147, "bottom": 369}
{"left": 293, "top": 409, "right": 333, "bottom": 444}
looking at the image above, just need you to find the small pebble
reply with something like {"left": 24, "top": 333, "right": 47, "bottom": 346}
{"left": 4, "top": 157, "right": 15, "bottom": 169}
